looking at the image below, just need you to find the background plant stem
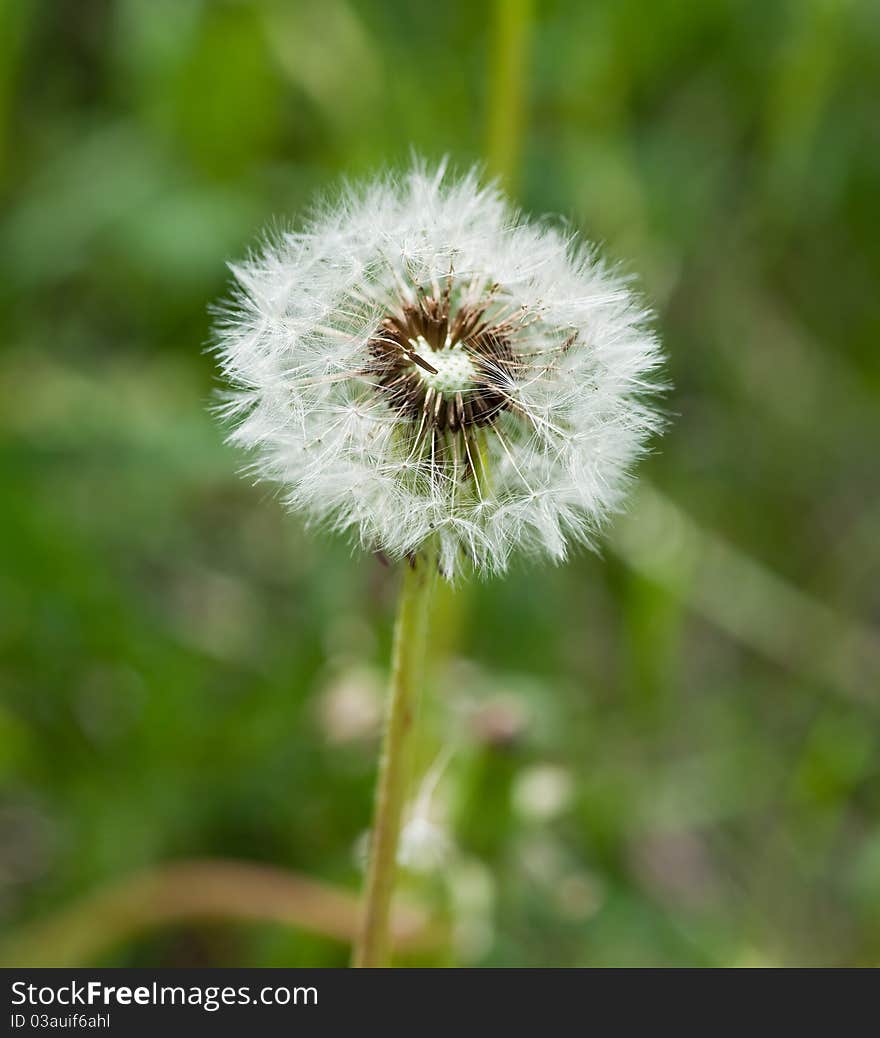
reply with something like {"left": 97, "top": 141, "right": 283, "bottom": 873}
{"left": 353, "top": 553, "right": 438, "bottom": 967}
{"left": 423, "top": 0, "right": 538, "bottom": 728}
{"left": 486, "top": 0, "right": 534, "bottom": 191}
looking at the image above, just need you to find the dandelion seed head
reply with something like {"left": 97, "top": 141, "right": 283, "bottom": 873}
{"left": 214, "top": 159, "right": 664, "bottom": 578}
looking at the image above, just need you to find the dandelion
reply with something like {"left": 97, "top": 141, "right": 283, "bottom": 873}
{"left": 213, "top": 160, "right": 664, "bottom": 966}
{"left": 215, "top": 161, "right": 662, "bottom": 578}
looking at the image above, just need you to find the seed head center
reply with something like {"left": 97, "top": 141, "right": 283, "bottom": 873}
{"left": 410, "top": 336, "right": 476, "bottom": 397}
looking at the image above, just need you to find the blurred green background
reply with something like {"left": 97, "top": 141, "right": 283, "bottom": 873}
{"left": 2, "top": 0, "right": 879, "bottom": 968}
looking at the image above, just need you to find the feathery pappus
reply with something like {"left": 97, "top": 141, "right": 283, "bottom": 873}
{"left": 214, "top": 161, "right": 664, "bottom": 578}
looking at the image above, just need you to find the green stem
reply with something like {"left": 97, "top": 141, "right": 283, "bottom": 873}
{"left": 353, "top": 552, "right": 438, "bottom": 967}
{"left": 486, "top": 0, "right": 534, "bottom": 192}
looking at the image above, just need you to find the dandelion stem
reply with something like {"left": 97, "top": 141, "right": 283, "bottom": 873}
{"left": 353, "top": 550, "right": 438, "bottom": 967}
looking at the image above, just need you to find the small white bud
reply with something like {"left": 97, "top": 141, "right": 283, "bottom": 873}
{"left": 397, "top": 816, "right": 451, "bottom": 873}
{"left": 512, "top": 764, "right": 574, "bottom": 821}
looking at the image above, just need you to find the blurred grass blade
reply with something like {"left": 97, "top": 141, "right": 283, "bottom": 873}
{"left": 0, "top": 859, "right": 438, "bottom": 967}
{"left": 614, "top": 484, "right": 880, "bottom": 704}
